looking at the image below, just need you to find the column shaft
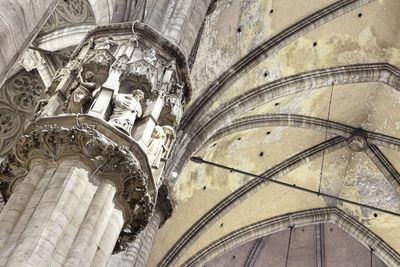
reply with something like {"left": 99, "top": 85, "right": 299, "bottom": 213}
{"left": 0, "top": 161, "right": 48, "bottom": 249}
{"left": 107, "top": 209, "right": 163, "bottom": 267}
{"left": 91, "top": 209, "right": 124, "bottom": 267}
{"left": 64, "top": 180, "right": 116, "bottom": 267}
{"left": 0, "top": 157, "right": 95, "bottom": 267}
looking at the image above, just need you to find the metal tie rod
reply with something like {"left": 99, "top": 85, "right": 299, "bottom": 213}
{"left": 190, "top": 156, "right": 400, "bottom": 217}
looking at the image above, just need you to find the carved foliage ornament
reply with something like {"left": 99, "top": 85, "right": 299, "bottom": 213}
{"left": 6, "top": 124, "right": 154, "bottom": 250}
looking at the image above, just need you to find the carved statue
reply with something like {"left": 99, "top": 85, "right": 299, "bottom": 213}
{"left": 143, "top": 49, "right": 157, "bottom": 65}
{"left": 94, "top": 36, "right": 118, "bottom": 51}
{"left": 147, "top": 125, "right": 174, "bottom": 169}
{"left": 109, "top": 90, "right": 144, "bottom": 134}
{"left": 63, "top": 71, "right": 96, "bottom": 114}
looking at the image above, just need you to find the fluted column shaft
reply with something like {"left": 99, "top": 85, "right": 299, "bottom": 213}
{"left": 107, "top": 208, "right": 166, "bottom": 267}
{"left": 0, "top": 156, "right": 126, "bottom": 267}
{"left": 126, "top": 210, "right": 162, "bottom": 267}
{"left": 65, "top": 181, "right": 117, "bottom": 267}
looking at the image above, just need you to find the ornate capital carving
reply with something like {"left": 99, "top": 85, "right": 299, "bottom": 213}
{"left": 7, "top": 123, "right": 154, "bottom": 250}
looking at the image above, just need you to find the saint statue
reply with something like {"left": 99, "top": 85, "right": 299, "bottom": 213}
{"left": 63, "top": 71, "right": 96, "bottom": 114}
{"left": 147, "top": 125, "right": 174, "bottom": 169}
{"left": 109, "top": 90, "right": 145, "bottom": 134}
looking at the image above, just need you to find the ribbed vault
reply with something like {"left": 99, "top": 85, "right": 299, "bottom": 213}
{"left": 149, "top": 0, "right": 400, "bottom": 266}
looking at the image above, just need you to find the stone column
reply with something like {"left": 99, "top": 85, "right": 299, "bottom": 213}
{"left": 108, "top": 184, "right": 173, "bottom": 267}
{"left": 0, "top": 21, "right": 191, "bottom": 267}
{"left": 91, "top": 209, "right": 125, "bottom": 267}
{"left": 0, "top": 122, "right": 155, "bottom": 267}
{"left": 64, "top": 181, "right": 117, "bottom": 266}
{"left": 108, "top": 209, "right": 163, "bottom": 267}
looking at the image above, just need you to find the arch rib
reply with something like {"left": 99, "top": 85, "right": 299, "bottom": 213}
{"left": 180, "top": 0, "right": 375, "bottom": 130}
{"left": 159, "top": 137, "right": 346, "bottom": 266}
{"left": 206, "top": 114, "right": 400, "bottom": 193}
{"left": 365, "top": 144, "right": 400, "bottom": 194}
{"left": 181, "top": 207, "right": 400, "bottom": 267}
{"left": 168, "top": 63, "right": 400, "bottom": 181}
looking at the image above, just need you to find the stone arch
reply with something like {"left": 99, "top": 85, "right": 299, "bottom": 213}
{"left": 181, "top": 207, "right": 400, "bottom": 267}
{"left": 204, "top": 114, "right": 400, "bottom": 153}
{"left": 36, "top": 0, "right": 97, "bottom": 51}
{"left": 87, "top": 0, "right": 114, "bottom": 25}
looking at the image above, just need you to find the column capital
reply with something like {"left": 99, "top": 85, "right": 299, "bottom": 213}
{"left": 1, "top": 117, "right": 157, "bottom": 251}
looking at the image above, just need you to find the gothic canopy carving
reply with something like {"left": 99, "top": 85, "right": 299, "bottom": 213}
{"left": 71, "top": 22, "right": 193, "bottom": 100}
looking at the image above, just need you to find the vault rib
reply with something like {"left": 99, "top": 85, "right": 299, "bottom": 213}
{"left": 167, "top": 63, "right": 400, "bottom": 182}
{"left": 159, "top": 137, "right": 346, "bottom": 266}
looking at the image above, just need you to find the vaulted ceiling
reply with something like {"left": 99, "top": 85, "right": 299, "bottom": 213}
{"left": 149, "top": 0, "right": 400, "bottom": 266}
{"left": 0, "top": 0, "right": 399, "bottom": 266}
{"left": 205, "top": 223, "right": 387, "bottom": 267}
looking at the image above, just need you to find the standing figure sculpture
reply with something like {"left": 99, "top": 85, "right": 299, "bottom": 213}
{"left": 63, "top": 71, "right": 96, "bottom": 114}
{"left": 109, "top": 89, "right": 144, "bottom": 134}
{"left": 147, "top": 125, "right": 174, "bottom": 169}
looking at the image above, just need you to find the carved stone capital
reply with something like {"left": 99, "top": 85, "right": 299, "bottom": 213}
{"left": 7, "top": 123, "right": 155, "bottom": 250}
